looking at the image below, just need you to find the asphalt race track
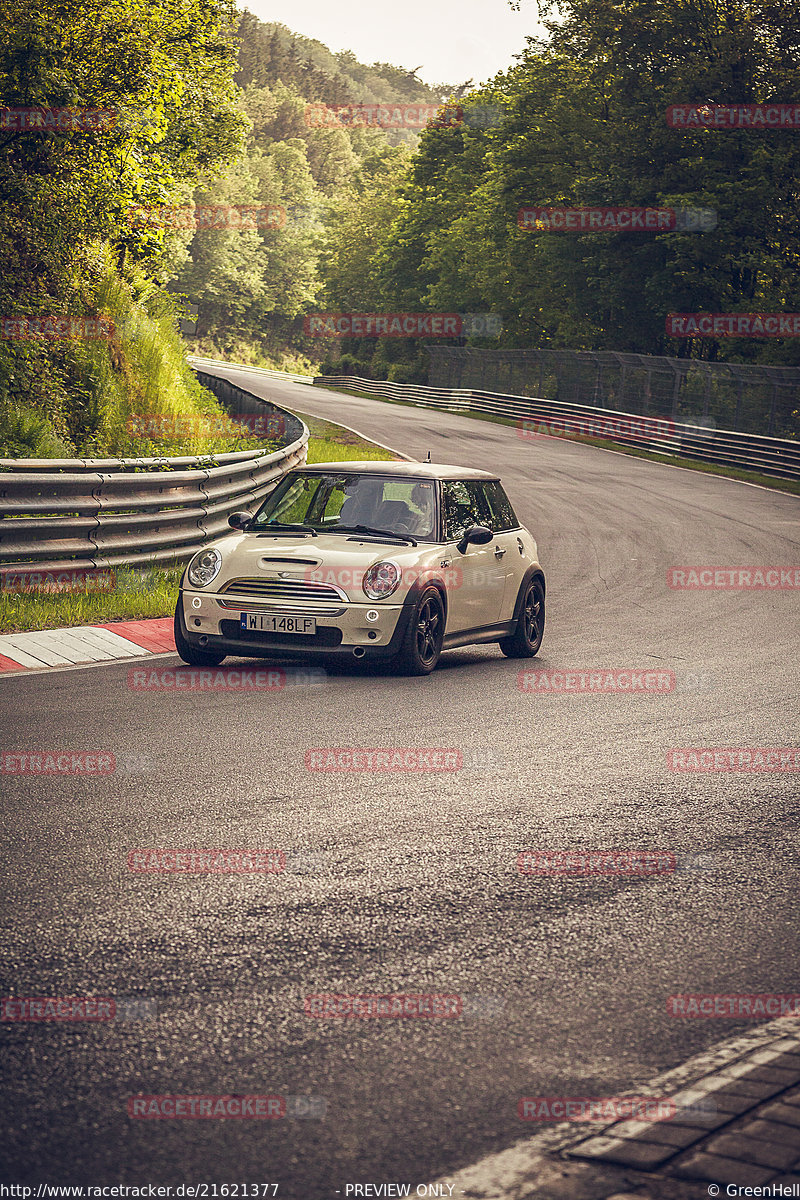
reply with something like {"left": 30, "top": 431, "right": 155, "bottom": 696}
{"left": 1, "top": 366, "right": 799, "bottom": 1193}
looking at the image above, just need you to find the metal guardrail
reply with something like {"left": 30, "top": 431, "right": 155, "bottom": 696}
{"left": 314, "top": 376, "right": 800, "bottom": 481}
{"left": 190, "top": 355, "right": 312, "bottom": 385}
{"left": 0, "top": 381, "right": 309, "bottom": 574}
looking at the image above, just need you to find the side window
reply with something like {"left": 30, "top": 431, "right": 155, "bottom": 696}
{"left": 442, "top": 481, "right": 491, "bottom": 541}
{"left": 480, "top": 481, "right": 519, "bottom": 531}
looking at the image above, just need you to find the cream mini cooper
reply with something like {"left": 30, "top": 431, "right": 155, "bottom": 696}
{"left": 174, "top": 461, "right": 545, "bottom": 676}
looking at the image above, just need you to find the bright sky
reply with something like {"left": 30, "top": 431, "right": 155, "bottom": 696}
{"left": 241, "top": 0, "right": 549, "bottom": 88}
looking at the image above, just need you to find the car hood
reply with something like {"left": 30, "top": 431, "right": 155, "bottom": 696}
{"left": 201, "top": 531, "right": 443, "bottom": 596}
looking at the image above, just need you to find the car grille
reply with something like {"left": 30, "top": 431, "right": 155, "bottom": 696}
{"left": 220, "top": 620, "right": 343, "bottom": 648}
{"left": 217, "top": 577, "right": 347, "bottom": 615}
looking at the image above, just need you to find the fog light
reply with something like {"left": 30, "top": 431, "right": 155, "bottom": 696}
{"left": 193, "top": 618, "right": 202, "bottom": 627}
{"left": 191, "top": 597, "right": 202, "bottom": 609}
{"left": 368, "top": 630, "right": 378, "bottom": 639}
{"left": 366, "top": 610, "right": 379, "bottom": 622}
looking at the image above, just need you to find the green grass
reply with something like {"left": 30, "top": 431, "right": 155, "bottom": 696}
{"left": 322, "top": 386, "right": 800, "bottom": 497}
{"left": 0, "top": 256, "right": 270, "bottom": 461}
{"left": 0, "top": 567, "right": 184, "bottom": 635}
{"left": 0, "top": 424, "right": 398, "bottom": 634}
{"left": 295, "top": 409, "right": 396, "bottom": 463}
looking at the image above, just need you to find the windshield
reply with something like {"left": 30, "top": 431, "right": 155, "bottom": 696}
{"left": 251, "top": 472, "right": 437, "bottom": 540}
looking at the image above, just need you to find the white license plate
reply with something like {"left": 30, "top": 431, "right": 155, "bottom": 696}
{"left": 241, "top": 612, "right": 317, "bottom": 635}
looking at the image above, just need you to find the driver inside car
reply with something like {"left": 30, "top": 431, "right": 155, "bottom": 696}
{"left": 400, "top": 481, "right": 435, "bottom": 537}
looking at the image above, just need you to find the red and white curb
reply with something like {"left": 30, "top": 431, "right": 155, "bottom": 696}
{"left": 0, "top": 617, "right": 175, "bottom": 674}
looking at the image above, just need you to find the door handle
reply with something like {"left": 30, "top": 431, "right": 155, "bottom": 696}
{"left": 494, "top": 546, "right": 506, "bottom": 558}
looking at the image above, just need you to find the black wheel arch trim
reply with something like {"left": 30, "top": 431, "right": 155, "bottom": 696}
{"left": 512, "top": 567, "right": 546, "bottom": 625}
{"left": 401, "top": 574, "right": 449, "bottom": 617}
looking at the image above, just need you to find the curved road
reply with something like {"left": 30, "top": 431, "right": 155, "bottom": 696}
{"left": 1, "top": 366, "right": 799, "bottom": 1193}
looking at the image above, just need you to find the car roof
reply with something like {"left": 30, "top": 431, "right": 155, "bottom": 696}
{"left": 295, "top": 460, "right": 500, "bottom": 482}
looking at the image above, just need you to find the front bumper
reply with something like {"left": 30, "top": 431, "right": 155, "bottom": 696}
{"left": 179, "top": 587, "right": 414, "bottom": 661}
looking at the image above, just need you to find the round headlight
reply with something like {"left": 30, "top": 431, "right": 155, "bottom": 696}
{"left": 362, "top": 561, "right": 401, "bottom": 600}
{"left": 187, "top": 547, "right": 222, "bottom": 589}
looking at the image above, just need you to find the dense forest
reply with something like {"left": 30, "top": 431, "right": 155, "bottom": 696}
{"left": 314, "top": 0, "right": 800, "bottom": 378}
{"left": 1, "top": 0, "right": 799, "bottom": 456}
{"left": 175, "top": 14, "right": 451, "bottom": 372}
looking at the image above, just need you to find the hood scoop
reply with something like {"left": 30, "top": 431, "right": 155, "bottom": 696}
{"left": 258, "top": 557, "right": 321, "bottom": 568}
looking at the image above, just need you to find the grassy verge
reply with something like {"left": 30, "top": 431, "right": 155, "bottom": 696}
{"left": 321, "top": 385, "right": 800, "bottom": 497}
{"left": 0, "top": 567, "right": 185, "bottom": 636}
{"left": 0, "top": 259, "right": 271, "bottom": 461}
{"left": 295, "top": 410, "right": 397, "bottom": 463}
{"left": 0, "top": 424, "right": 398, "bottom": 634}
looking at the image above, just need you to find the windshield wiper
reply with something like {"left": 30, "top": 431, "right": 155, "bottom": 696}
{"left": 255, "top": 522, "right": 318, "bottom": 536}
{"left": 332, "top": 523, "right": 417, "bottom": 546}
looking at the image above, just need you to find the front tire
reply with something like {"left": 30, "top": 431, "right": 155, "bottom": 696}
{"left": 499, "top": 577, "right": 545, "bottom": 658}
{"left": 174, "top": 600, "right": 226, "bottom": 667}
{"left": 393, "top": 586, "right": 445, "bottom": 676}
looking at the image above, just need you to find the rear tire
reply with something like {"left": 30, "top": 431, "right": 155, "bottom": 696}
{"left": 393, "top": 586, "right": 445, "bottom": 676}
{"left": 174, "top": 600, "right": 226, "bottom": 667}
{"left": 499, "top": 577, "right": 545, "bottom": 658}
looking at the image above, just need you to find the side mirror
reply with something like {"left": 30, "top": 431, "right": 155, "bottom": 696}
{"left": 456, "top": 524, "right": 493, "bottom": 554}
{"left": 228, "top": 510, "right": 252, "bottom": 530}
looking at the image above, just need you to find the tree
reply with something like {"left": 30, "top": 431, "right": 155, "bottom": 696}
{"left": 371, "top": 0, "right": 800, "bottom": 362}
{"left": 0, "top": 0, "right": 247, "bottom": 443}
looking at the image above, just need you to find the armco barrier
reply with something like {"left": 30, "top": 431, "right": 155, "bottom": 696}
{"left": 190, "top": 354, "right": 311, "bottom": 385}
{"left": 0, "top": 383, "right": 308, "bottom": 575}
{"left": 314, "top": 376, "right": 800, "bottom": 480}
{"left": 428, "top": 346, "right": 800, "bottom": 439}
